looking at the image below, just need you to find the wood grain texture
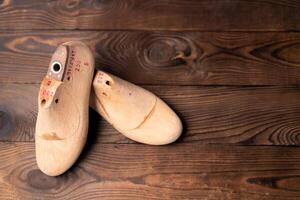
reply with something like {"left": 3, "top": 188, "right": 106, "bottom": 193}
{"left": 1, "top": 0, "right": 300, "bottom": 198}
{"left": 2, "top": 31, "right": 300, "bottom": 85}
{"left": 1, "top": 0, "right": 300, "bottom": 31}
{"left": 0, "top": 84, "right": 37, "bottom": 142}
{"left": 1, "top": 142, "right": 300, "bottom": 200}
{"left": 2, "top": 83, "right": 300, "bottom": 145}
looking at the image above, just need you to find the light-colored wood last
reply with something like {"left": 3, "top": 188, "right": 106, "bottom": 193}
{"left": 90, "top": 70, "right": 182, "bottom": 145}
{"left": 35, "top": 41, "right": 94, "bottom": 176}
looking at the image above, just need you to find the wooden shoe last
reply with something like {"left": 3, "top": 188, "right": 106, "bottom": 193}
{"left": 35, "top": 41, "right": 94, "bottom": 176}
{"left": 91, "top": 70, "right": 182, "bottom": 145}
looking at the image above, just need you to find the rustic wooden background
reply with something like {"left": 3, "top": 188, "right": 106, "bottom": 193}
{"left": 1, "top": 0, "right": 300, "bottom": 199}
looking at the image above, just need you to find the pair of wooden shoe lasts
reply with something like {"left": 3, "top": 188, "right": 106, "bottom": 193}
{"left": 35, "top": 41, "right": 182, "bottom": 176}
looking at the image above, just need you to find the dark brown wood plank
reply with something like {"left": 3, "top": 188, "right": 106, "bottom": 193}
{"left": 1, "top": 142, "right": 300, "bottom": 199}
{"left": 1, "top": 0, "right": 300, "bottom": 31}
{"left": 2, "top": 83, "right": 300, "bottom": 145}
{"left": 2, "top": 31, "right": 300, "bottom": 85}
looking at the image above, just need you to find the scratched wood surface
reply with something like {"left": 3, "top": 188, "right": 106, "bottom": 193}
{"left": 1, "top": 0, "right": 300, "bottom": 199}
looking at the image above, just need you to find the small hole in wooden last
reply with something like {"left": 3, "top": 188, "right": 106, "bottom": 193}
{"left": 55, "top": 99, "right": 59, "bottom": 104}
{"left": 41, "top": 99, "right": 46, "bottom": 106}
{"left": 67, "top": 77, "right": 70, "bottom": 81}
{"left": 51, "top": 62, "right": 61, "bottom": 73}
{"left": 53, "top": 64, "right": 60, "bottom": 72}
{"left": 105, "top": 80, "right": 110, "bottom": 86}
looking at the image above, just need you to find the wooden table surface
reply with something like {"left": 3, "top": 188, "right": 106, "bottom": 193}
{"left": 1, "top": 0, "right": 300, "bottom": 199}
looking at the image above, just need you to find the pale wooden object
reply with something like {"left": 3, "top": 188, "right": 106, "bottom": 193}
{"left": 35, "top": 41, "right": 94, "bottom": 176}
{"left": 90, "top": 70, "right": 182, "bottom": 145}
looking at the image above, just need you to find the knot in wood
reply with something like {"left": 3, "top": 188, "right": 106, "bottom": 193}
{"left": 138, "top": 34, "right": 198, "bottom": 70}
{"left": 27, "top": 169, "right": 60, "bottom": 190}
